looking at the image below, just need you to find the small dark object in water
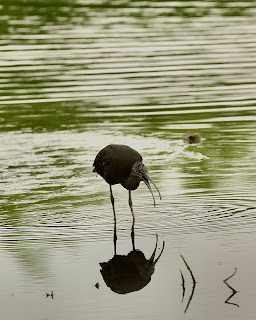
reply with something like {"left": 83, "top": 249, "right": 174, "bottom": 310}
{"left": 183, "top": 133, "right": 202, "bottom": 144}
{"left": 95, "top": 282, "right": 100, "bottom": 289}
{"left": 46, "top": 290, "right": 54, "bottom": 299}
{"left": 93, "top": 144, "right": 161, "bottom": 224}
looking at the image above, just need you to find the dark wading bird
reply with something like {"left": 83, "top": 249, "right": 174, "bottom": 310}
{"left": 93, "top": 144, "right": 161, "bottom": 233}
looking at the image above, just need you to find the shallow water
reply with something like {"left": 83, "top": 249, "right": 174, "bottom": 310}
{"left": 1, "top": 1, "right": 256, "bottom": 319}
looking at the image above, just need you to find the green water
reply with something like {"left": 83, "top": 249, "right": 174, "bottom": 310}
{"left": 0, "top": 1, "right": 256, "bottom": 319}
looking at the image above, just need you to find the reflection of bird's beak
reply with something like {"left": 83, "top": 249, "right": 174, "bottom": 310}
{"left": 149, "top": 234, "right": 165, "bottom": 266}
{"left": 142, "top": 173, "right": 162, "bottom": 207}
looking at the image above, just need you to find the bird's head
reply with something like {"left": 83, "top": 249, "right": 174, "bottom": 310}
{"left": 132, "top": 161, "right": 162, "bottom": 207}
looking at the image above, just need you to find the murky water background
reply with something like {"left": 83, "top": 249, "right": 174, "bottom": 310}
{"left": 1, "top": 1, "right": 256, "bottom": 319}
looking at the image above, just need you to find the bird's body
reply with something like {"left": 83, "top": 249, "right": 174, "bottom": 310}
{"left": 93, "top": 144, "right": 142, "bottom": 190}
{"left": 93, "top": 144, "right": 161, "bottom": 227}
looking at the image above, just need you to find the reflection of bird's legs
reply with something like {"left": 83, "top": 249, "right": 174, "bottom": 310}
{"left": 113, "top": 228, "right": 117, "bottom": 255}
{"left": 128, "top": 190, "right": 135, "bottom": 248}
{"left": 131, "top": 229, "right": 135, "bottom": 251}
{"left": 130, "top": 214, "right": 135, "bottom": 251}
{"left": 110, "top": 185, "right": 117, "bottom": 249}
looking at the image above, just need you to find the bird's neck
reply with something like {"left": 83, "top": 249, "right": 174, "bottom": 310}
{"left": 121, "top": 173, "right": 141, "bottom": 191}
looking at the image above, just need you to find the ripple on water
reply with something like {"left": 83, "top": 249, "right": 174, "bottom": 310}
{"left": 150, "top": 193, "right": 256, "bottom": 236}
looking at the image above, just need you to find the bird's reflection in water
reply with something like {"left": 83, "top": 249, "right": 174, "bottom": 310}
{"left": 99, "top": 229, "right": 165, "bottom": 294}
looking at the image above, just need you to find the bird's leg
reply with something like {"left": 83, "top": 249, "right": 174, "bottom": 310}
{"left": 110, "top": 185, "right": 116, "bottom": 222}
{"left": 110, "top": 185, "right": 117, "bottom": 246}
{"left": 128, "top": 190, "right": 135, "bottom": 222}
{"left": 128, "top": 190, "right": 135, "bottom": 243}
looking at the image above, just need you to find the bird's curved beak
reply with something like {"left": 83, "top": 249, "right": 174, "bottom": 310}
{"left": 142, "top": 173, "right": 162, "bottom": 207}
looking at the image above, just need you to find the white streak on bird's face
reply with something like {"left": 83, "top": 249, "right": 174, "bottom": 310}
{"left": 132, "top": 161, "right": 161, "bottom": 206}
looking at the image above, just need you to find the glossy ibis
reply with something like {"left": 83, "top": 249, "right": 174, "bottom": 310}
{"left": 93, "top": 144, "right": 161, "bottom": 224}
